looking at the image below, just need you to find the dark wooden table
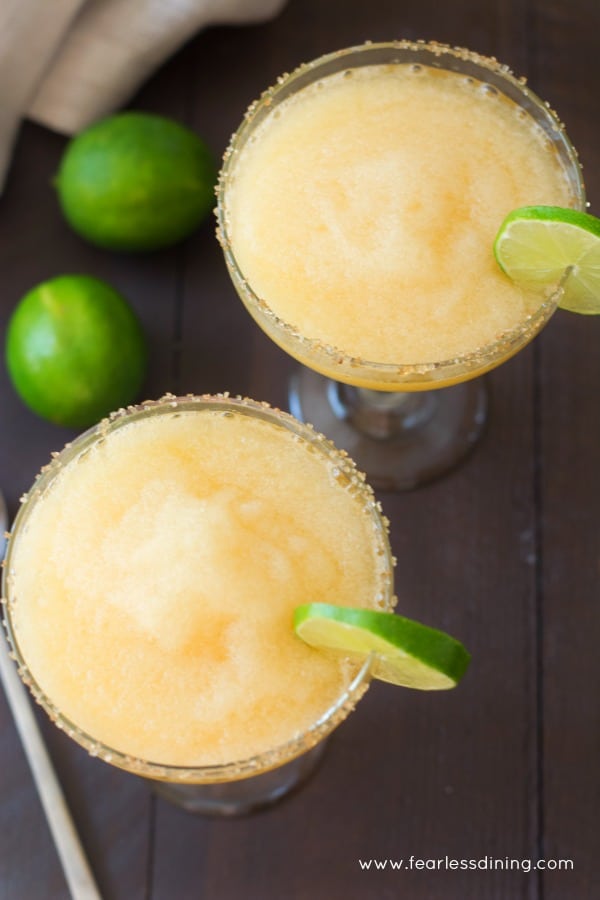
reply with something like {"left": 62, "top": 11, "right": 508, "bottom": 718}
{"left": 0, "top": 1, "right": 598, "bottom": 898}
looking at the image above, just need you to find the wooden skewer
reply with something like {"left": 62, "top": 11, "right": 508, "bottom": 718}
{"left": 0, "top": 493, "right": 102, "bottom": 900}
{"left": 0, "top": 638, "right": 103, "bottom": 899}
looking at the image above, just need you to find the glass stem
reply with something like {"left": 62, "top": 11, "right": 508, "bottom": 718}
{"left": 328, "top": 382, "right": 437, "bottom": 440}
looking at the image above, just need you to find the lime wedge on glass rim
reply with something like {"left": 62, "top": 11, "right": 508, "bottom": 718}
{"left": 293, "top": 603, "right": 470, "bottom": 690}
{"left": 493, "top": 205, "right": 600, "bottom": 314}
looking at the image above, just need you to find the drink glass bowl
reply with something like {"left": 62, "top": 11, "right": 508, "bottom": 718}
{"left": 216, "top": 41, "right": 585, "bottom": 490}
{"left": 2, "top": 394, "right": 395, "bottom": 815}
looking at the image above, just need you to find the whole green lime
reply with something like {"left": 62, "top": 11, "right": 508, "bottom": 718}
{"left": 5, "top": 274, "right": 147, "bottom": 428}
{"left": 54, "top": 112, "right": 217, "bottom": 251}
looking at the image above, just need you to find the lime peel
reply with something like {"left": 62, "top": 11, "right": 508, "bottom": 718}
{"left": 493, "top": 205, "right": 600, "bottom": 315}
{"left": 293, "top": 603, "right": 470, "bottom": 690}
{"left": 54, "top": 111, "right": 217, "bottom": 252}
{"left": 5, "top": 274, "right": 147, "bottom": 428}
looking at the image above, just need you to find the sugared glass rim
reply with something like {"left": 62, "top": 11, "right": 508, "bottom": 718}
{"left": 216, "top": 39, "right": 586, "bottom": 389}
{"left": 2, "top": 394, "right": 395, "bottom": 783}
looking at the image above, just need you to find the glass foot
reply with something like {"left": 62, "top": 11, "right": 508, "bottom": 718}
{"left": 289, "top": 369, "right": 488, "bottom": 491}
{"left": 148, "top": 740, "right": 328, "bottom": 816}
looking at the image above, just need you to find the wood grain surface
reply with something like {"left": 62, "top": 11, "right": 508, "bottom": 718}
{"left": 0, "top": 1, "right": 598, "bottom": 898}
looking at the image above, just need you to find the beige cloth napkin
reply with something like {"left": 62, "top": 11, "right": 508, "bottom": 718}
{"left": 0, "top": 0, "right": 287, "bottom": 190}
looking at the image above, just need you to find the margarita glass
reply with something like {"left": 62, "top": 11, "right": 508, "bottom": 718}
{"left": 2, "top": 395, "right": 394, "bottom": 815}
{"left": 217, "top": 41, "right": 585, "bottom": 490}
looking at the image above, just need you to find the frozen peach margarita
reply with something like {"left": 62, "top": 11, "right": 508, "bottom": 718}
{"left": 222, "top": 48, "right": 579, "bottom": 387}
{"left": 3, "top": 397, "right": 393, "bottom": 774}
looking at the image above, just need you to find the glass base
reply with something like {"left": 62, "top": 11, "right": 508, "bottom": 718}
{"left": 289, "top": 369, "right": 488, "bottom": 491}
{"left": 148, "top": 740, "right": 328, "bottom": 816}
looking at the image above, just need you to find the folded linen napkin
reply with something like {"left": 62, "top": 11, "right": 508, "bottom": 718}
{"left": 0, "top": 0, "right": 287, "bottom": 190}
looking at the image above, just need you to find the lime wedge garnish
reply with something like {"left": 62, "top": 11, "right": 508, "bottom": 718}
{"left": 493, "top": 206, "right": 600, "bottom": 314}
{"left": 293, "top": 603, "right": 470, "bottom": 690}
